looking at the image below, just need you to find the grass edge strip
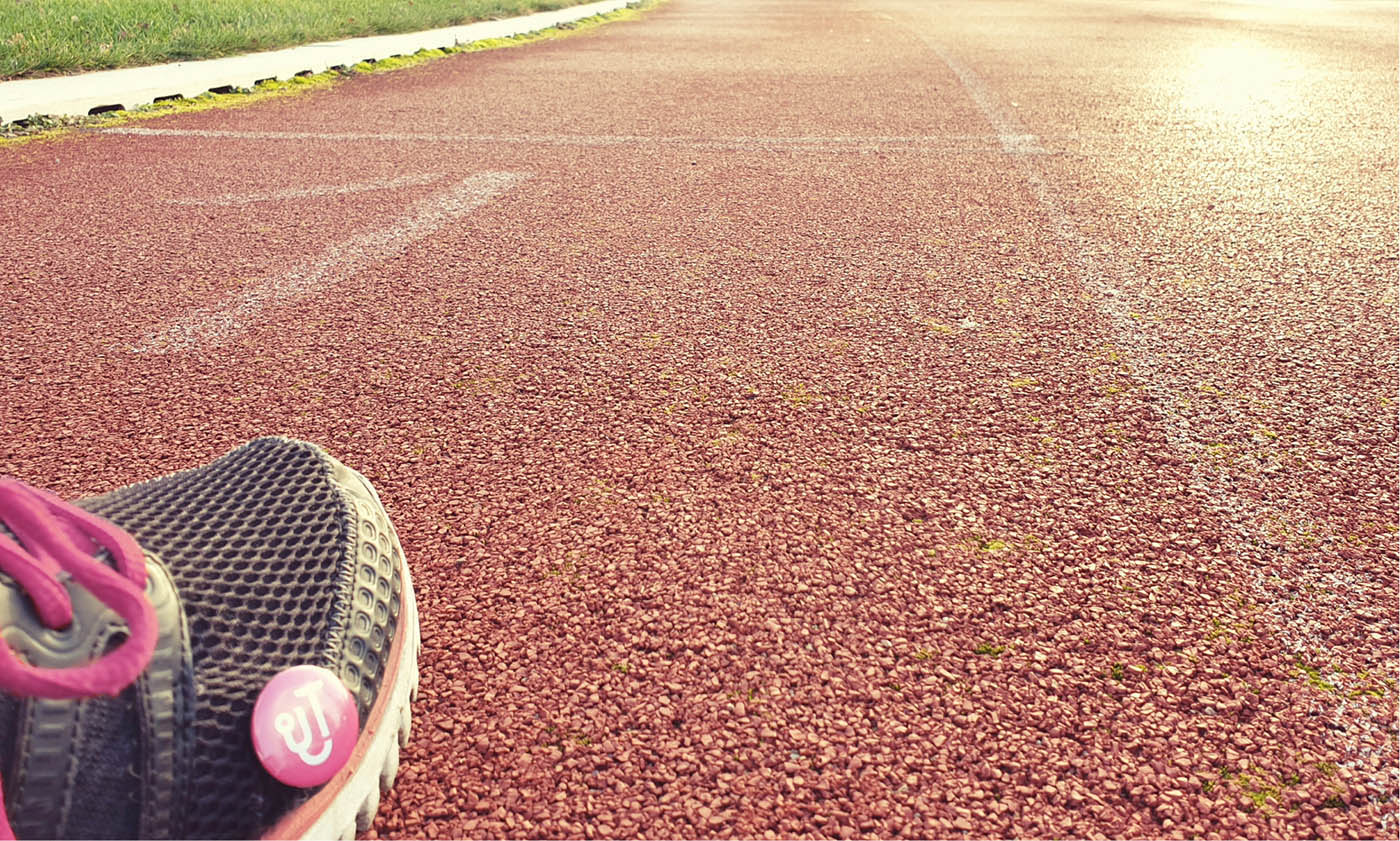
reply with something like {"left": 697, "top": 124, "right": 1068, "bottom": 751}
{"left": 0, "top": 0, "right": 662, "bottom": 149}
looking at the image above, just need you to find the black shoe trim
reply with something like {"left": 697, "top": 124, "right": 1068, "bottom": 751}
{"left": 1, "top": 554, "right": 193, "bottom": 840}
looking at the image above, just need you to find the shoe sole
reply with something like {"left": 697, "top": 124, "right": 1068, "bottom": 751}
{"left": 262, "top": 463, "right": 422, "bottom": 841}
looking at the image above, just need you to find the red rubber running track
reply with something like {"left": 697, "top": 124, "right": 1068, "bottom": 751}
{"left": 1, "top": 0, "right": 1396, "bottom": 837}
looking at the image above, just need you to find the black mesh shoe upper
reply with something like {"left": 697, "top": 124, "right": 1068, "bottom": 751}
{"left": 64, "top": 437, "right": 404, "bottom": 839}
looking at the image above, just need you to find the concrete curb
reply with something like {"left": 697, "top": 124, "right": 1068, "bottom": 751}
{"left": 0, "top": 0, "right": 630, "bottom": 126}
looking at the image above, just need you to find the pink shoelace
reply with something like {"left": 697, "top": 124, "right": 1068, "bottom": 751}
{"left": 0, "top": 479, "right": 158, "bottom": 840}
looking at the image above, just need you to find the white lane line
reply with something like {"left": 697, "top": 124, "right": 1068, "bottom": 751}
{"left": 912, "top": 27, "right": 1211, "bottom": 501}
{"left": 918, "top": 42, "right": 1046, "bottom": 157}
{"left": 918, "top": 37, "right": 1247, "bottom": 551}
{"left": 165, "top": 172, "right": 445, "bottom": 206}
{"left": 917, "top": 26, "right": 1388, "bottom": 781}
{"left": 101, "top": 126, "right": 1049, "bottom": 151}
{"left": 105, "top": 127, "right": 643, "bottom": 143}
{"left": 135, "top": 170, "right": 526, "bottom": 353}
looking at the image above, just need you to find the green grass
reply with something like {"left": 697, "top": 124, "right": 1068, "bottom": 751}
{"left": 0, "top": 0, "right": 592, "bottom": 78}
{"left": 0, "top": 0, "right": 658, "bottom": 143}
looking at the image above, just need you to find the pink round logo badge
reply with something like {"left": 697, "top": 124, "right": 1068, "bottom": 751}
{"left": 251, "top": 665, "right": 359, "bottom": 787}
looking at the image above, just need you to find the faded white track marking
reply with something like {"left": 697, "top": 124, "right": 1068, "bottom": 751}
{"left": 166, "top": 172, "right": 445, "bottom": 206}
{"left": 136, "top": 171, "right": 526, "bottom": 353}
{"left": 913, "top": 28, "right": 1249, "bottom": 535}
{"left": 103, "top": 125, "right": 1048, "bottom": 152}
{"left": 919, "top": 43, "right": 1046, "bottom": 157}
{"left": 914, "top": 24, "right": 1391, "bottom": 791}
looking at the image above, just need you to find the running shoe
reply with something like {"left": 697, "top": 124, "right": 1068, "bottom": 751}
{"left": 0, "top": 437, "right": 421, "bottom": 839}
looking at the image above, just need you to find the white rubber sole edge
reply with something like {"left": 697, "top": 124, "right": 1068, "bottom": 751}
{"left": 299, "top": 555, "right": 421, "bottom": 841}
